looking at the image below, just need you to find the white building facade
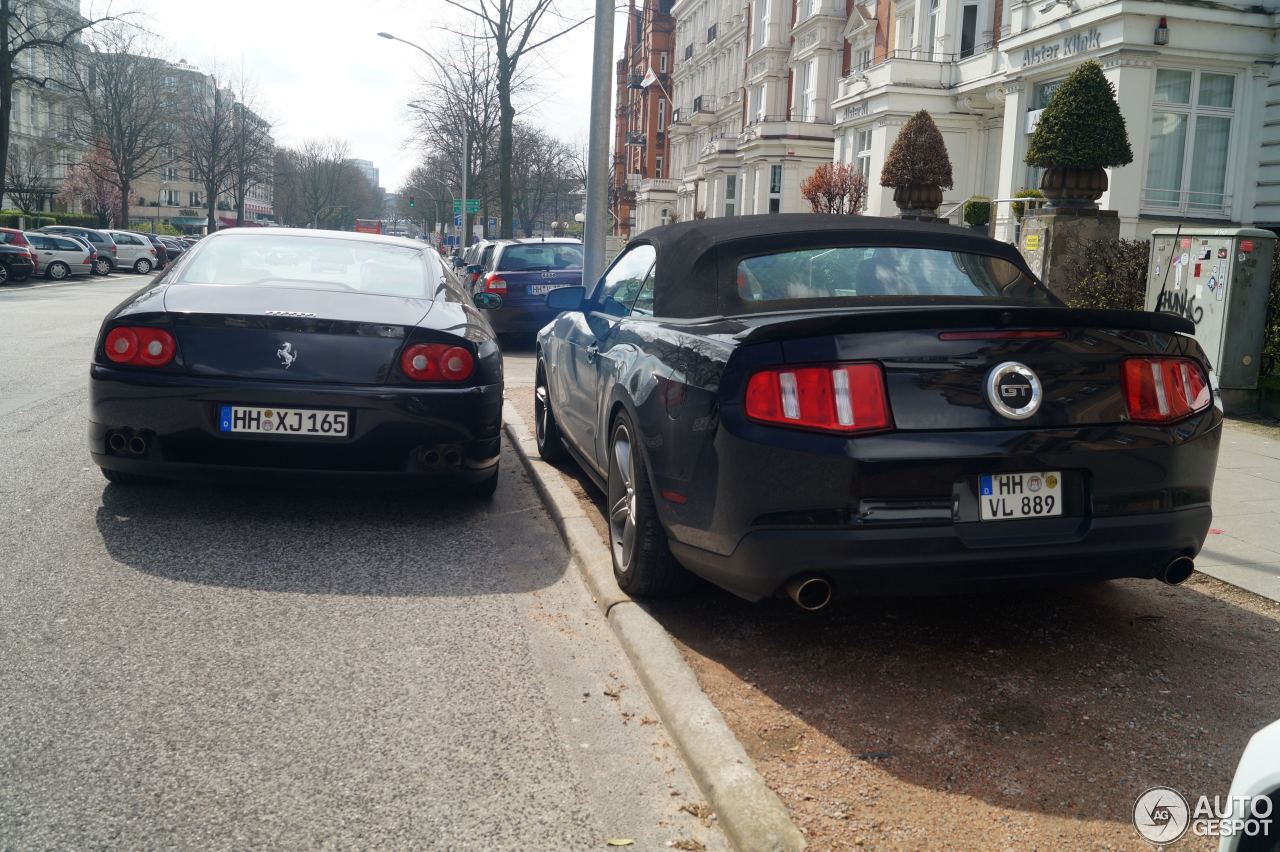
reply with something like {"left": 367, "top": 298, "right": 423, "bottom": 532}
{"left": 660, "top": 0, "right": 1280, "bottom": 239}
{"left": 832, "top": 0, "right": 1280, "bottom": 238}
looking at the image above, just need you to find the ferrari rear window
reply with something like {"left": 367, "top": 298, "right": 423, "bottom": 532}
{"left": 176, "top": 234, "right": 431, "bottom": 298}
{"left": 735, "top": 246, "right": 1054, "bottom": 307}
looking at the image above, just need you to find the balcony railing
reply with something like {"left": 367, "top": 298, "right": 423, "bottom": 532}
{"left": 1141, "top": 188, "right": 1232, "bottom": 218}
{"left": 749, "top": 113, "right": 832, "bottom": 125}
{"left": 842, "top": 43, "right": 995, "bottom": 79}
{"left": 626, "top": 131, "right": 646, "bottom": 146}
{"left": 692, "top": 95, "right": 716, "bottom": 113}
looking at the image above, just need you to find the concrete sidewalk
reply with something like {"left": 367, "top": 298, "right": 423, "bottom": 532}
{"left": 1199, "top": 420, "right": 1280, "bottom": 603}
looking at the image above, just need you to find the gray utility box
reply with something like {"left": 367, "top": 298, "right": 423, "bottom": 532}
{"left": 1145, "top": 228, "right": 1274, "bottom": 397}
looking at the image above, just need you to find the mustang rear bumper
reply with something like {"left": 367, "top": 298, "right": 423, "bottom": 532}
{"left": 89, "top": 366, "right": 502, "bottom": 485}
{"left": 656, "top": 409, "right": 1221, "bottom": 600}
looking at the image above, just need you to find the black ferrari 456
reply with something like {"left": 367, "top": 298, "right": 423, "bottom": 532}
{"left": 89, "top": 228, "right": 503, "bottom": 497}
{"left": 535, "top": 214, "right": 1221, "bottom": 607}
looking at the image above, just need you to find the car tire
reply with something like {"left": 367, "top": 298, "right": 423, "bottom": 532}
{"left": 465, "top": 467, "right": 500, "bottom": 500}
{"left": 534, "top": 361, "right": 567, "bottom": 463}
{"left": 0, "top": 264, "right": 8, "bottom": 284}
{"left": 93, "top": 259, "right": 111, "bottom": 276}
{"left": 133, "top": 258, "right": 153, "bottom": 274}
{"left": 46, "top": 261, "right": 70, "bottom": 280}
{"left": 99, "top": 467, "right": 150, "bottom": 486}
{"left": 607, "top": 412, "right": 691, "bottom": 596}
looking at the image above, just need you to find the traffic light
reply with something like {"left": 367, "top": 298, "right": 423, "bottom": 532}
{"left": 408, "top": 195, "right": 415, "bottom": 208}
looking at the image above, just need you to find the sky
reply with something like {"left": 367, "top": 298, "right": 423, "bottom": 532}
{"left": 117, "top": 0, "right": 626, "bottom": 190}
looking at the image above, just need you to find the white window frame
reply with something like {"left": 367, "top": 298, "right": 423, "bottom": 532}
{"left": 1142, "top": 68, "right": 1238, "bottom": 217}
{"left": 659, "top": 51, "right": 668, "bottom": 73}
{"left": 725, "top": 173, "right": 737, "bottom": 217}
{"left": 658, "top": 98, "right": 667, "bottom": 131}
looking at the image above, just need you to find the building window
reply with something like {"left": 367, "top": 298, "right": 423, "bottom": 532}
{"left": 189, "top": 191, "right": 203, "bottom": 206}
{"left": 769, "top": 198, "right": 781, "bottom": 213}
{"left": 855, "top": 128, "right": 873, "bottom": 195}
{"left": 959, "top": 3, "right": 979, "bottom": 58}
{"left": 801, "top": 0, "right": 814, "bottom": 18}
{"left": 751, "top": 83, "right": 765, "bottom": 122}
{"left": 659, "top": 51, "right": 668, "bottom": 73}
{"left": 188, "top": 168, "right": 198, "bottom": 182}
{"left": 793, "top": 59, "right": 815, "bottom": 120}
{"left": 1144, "top": 69, "right": 1235, "bottom": 214}
{"left": 660, "top": 207, "right": 671, "bottom": 225}
{"left": 725, "top": 173, "right": 737, "bottom": 216}
{"left": 770, "top": 164, "right": 782, "bottom": 194}
{"left": 926, "top": 0, "right": 941, "bottom": 60}
{"left": 656, "top": 156, "right": 664, "bottom": 178}
{"left": 858, "top": 45, "right": 872, "bottom": 71}
{"left": 895, "top": 9, "right": 915, "bottom": 53}
{"left": 752, "top": 0, "right": 768, "bottom": 50}
{"left": 658, "top": 99, "right": 667, "bottom": 131}
{"left": 163, "top": 189, "right": 180, "bottom": 206}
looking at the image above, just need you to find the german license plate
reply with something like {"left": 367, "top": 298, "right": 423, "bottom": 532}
{"left": 218, "top": 405, "right": 349, "bottom": 437}
{"left": 527, "top": 283, "right": 570, "bottom": 296}
{"left": 979, "top": 471, "right": 1063, "bottom": 520}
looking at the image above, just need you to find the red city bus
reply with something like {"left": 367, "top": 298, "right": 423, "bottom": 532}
{"left": 353, "top": 219, "right": 382, "bottom": 234}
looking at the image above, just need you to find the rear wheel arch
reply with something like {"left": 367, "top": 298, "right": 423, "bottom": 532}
{"left": 606, "top": 396, "right": 676, "bottom": 534}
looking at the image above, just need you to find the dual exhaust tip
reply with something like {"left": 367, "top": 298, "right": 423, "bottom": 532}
{"left": 417, "top": 446, "right": 463, "bottom": 469}
{"left": 107, "top": 430, "right": 149, "bottom": 457}
{"left": 784, "top": 556, "right": 1194, "bottom": 611}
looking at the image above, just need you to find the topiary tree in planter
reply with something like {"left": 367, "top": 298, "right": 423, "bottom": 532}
{"left": 880, "top": 109, "right": 953, "bottom": 217}
{"left": 1025, "top": 60, "right": 1132, "bottom": 209}
{"left": 962, "top": 198, "right": 991, "bottom": 232}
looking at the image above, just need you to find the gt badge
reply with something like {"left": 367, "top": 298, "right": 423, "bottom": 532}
{"left": 277, "top": 342, "right": 298, "bottom": 369}
{"left": 986, "top": 361, "right": 1042, "bottom": 420}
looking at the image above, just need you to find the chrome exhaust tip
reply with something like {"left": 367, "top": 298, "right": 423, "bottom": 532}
{"left": 443, "top": 449, "right": 462, "bottom": 467}
{"left": 785, "top": 575, "right": 834, "bottom": 611}
{"left": 1161, "top": 556, "right": 1195, "bottom": 586}
{"left": 127, "top": 435, "right": 148, "bottom": 456}
{"left": 107, "top": 432, "right": 127, "bottom": 453}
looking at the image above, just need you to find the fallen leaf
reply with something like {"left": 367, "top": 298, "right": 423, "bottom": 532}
{"left": 605, "top": 839, "right": 634, "bottom": 847}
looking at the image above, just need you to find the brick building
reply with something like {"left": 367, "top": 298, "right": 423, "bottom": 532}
{"left": 611, "top": 0, "right": 677, "bottom": 237}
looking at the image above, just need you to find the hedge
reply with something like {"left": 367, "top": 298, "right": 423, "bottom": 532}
{"left": 0, "top": 210, "right": 99, "bottom": 229}
{"left": 1264, "top": 241, "right": 1280, "bottom": 377}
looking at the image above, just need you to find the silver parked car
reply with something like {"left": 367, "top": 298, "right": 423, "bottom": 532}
{"left": 24, "top": 232, "right": 95, "bottom": 279}
{"left": 40, "top": 226, "right": 119, "bottom": 275}
{"left": 103, "top": 229, "right": 159, "bottom": 274}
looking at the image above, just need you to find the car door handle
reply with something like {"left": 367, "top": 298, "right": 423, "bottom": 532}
{"left": 585, "top": 343, "right": 600, "bottom": 363}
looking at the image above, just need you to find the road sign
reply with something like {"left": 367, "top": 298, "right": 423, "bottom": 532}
{"left": 488, "top": 218, "right": 497, "bottom": 230}
{"left": 451, "top": 199, "right": 481, "bottom": 214}
{"left": 453, "top": 214, "right": 462, "bottom": 227}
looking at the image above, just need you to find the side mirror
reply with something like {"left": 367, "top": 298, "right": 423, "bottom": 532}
{"left": 473, "top": 292, "right": 502, "bottom": 310}
{"left": 546, "top": 285, "right": 586, "bottom": 312}
{"left": 465, "top": 264, "right": 481, "bottom": 275}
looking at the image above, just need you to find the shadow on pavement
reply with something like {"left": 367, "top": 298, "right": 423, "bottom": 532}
{"left": 93, "top": 448, "right": 569, "bottom": 597}
{"left": 649, "top": 574, "right": 1280, "bottom": 838}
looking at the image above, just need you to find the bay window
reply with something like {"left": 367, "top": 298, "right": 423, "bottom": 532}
{"left": 1144, "top": 69, "right": 1235, "bottom": 215}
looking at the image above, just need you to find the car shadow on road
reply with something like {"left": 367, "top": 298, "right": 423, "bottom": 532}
{"left": 649, "top": 575, "right": 1280, "bottom": 835}
{"left": 93, "top": 447, "right": 570, "bottom": 597}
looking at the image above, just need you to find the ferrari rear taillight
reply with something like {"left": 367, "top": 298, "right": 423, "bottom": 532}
{"left": 400, "top": 343, "right": 475, "bottom": 382}
{"left": 745, "top": 362, "right": 891, "bottom": 434}
{"left": 483, "top": 273, "right": 507, "bottom": 295}
{"left": 1122, "top": 357, "right": 1211, "bottom": 423}
{"left": 105, "top": 326, "right": 176, "bottom": 367}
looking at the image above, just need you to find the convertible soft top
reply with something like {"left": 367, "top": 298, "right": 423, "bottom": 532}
{"left": 631, "top": 213, "right": 1037, "bottom": 318}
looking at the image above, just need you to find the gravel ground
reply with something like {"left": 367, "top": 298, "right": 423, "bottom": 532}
{"left": 508, "top": 384, "right": 1280, "bottom": 850}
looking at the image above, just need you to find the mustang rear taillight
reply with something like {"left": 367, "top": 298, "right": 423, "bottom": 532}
{"left": 104, "top": 326, "right": 176, "bottom": 367}
{"left": 745, "top": 362, "right": 891, "bottom": 435}
{"left": 400, "top": 343, "right": 475, "bottom": 382}
{"left": 483, "top": 273, "right": 507, "bottom": 295}
{"left": 1122, "top": 357, "right": 1211, "bottom": 423}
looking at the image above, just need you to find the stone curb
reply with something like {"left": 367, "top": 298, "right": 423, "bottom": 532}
{"left": 503, "top": 402, "right": 806, "bottom": 852}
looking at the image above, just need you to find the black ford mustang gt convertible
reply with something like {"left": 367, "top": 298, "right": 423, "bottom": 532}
{"left": 90, "top": 228, "right": 503, "bottom": 497}
{"left": 535, "top": 215, "right": 1221, "bottom": 608}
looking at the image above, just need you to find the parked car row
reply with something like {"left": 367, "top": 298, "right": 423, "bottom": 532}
{"left": 0, "top": 224, "right": 198, "bottom": 282}
{"left": 458, "top": 236, "right": 585, "bottom": 335}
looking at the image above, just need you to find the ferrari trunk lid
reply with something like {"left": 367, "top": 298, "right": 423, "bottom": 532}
{"left": 164, "top": 283, "right": 433, "bottom": 384}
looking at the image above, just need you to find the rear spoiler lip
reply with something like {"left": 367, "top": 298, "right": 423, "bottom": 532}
{"left": 731, "top": 305, "right": 1194, "bottom": 344}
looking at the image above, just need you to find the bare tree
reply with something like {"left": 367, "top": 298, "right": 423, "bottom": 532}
{"left": 4, "top": 143, "right": 54, "bottom": 214}
{"left": 511, "top": 123, "right": 575, "bottom": 236}
{"left": 290, "top": 138, "right": 352, "bottom": 228}
{"left": 440, "top": 0, "right": 592, "bottom": 238}
{"left": 227, "top": 77, "right": 274, "bottom": 226}
{"left": 176, "top": 66, "right": 236, "bottom": 233}
{"left": 270, "top": 146, "right": 302, "bottom": 226}
{"left": 65, "top": 23, "right": 173, "bottom": 227}
{"left": 61, "top": 143, "right": 120, "bottom": 227}
{"left": 0, "top": 0, "right": 124, "bottom": 201}
{"left": 400, "top": 157, "right": 460, "bottom": 237}
{"left": 409, "top": 34, "right": 502, "bottom": 239}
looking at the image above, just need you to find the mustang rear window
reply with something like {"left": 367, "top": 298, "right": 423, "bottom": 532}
{"left": 176, "top": 235, "right": 431, "bottom": 298}
{"left": 735, "top": 246, "right": 1053, "bottom": 306}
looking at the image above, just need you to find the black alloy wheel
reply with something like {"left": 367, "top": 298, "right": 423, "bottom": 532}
{"left": 534, "top": 361, "right": 567, "bottom": 463}
{"left": 606, "top": 412, "right": 690, "bottom": 595}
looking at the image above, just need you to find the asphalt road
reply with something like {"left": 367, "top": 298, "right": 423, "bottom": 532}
{"left": 0, "top": 277, "right": 722, "bottom": 850}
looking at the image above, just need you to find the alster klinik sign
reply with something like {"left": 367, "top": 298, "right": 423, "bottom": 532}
{"left": 1022, "top": 27, "right": 1102, "bottom": 65}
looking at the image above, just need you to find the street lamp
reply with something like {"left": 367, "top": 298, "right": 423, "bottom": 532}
{"left": 378, "top": 31, "right": 471, "bottom": 245}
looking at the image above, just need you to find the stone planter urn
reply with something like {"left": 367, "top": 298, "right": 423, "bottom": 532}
{"left": 893, "top": 183, "right": 943, "bottom": 217}
{"left": 1040, "top": 166, "right": 1108, "bottom": 210}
